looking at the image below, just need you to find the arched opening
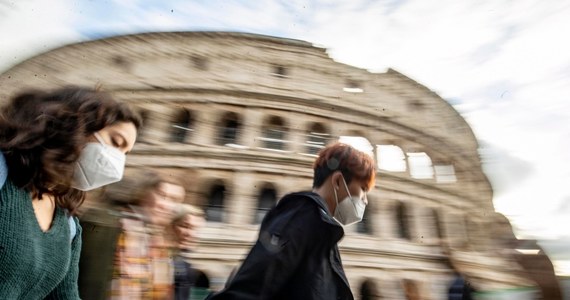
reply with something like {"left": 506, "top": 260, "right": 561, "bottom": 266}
{"left": 360, "top": 279, "right": 381, "bottom": 300}
{"left": 170, "top": 109, "right": 193, "bottom": 143}
{"left": 206, "top": 181, "right": 225, "bottom": 222}
{"left": 305, "top": 122, "right": 330, "bottom": 155}
{"left": 376, "top": 145, "right": 407, "bottom": 172}
{"left": 338, "top": 135, "right": 374, "bottom": 158}
{"left": 253, "top": 183, "right": 277, "bottom": 224}
{"left": 262, "top": 116, "right": 287, "bottom": 150}
{"left": 434, "top": 164, "right": 457, "bottom": 183}
{"left": 396, "top": 202, "right": 411, "bottom": 240}
{"left": 407, "top": 152, "right": 434, "bottom": 179}
{"left": 218, "top": 112, "right": 241, "bottom": 146}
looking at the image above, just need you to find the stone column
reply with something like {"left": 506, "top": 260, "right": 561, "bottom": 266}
{"left": 192, "top": 108, "right": 218, "bottom": 146}
{"left": 227, "top": 171, "right": 257, "bottom": 225}
{"left": 238, "top": 109, "right": 264, "bottom": 148}
{"left": 400, "top": 146, "right": 413, "bottom": 178}
{"left": 143, "top": 104, "right": 174, "bottom": 144}
{"left": 378, "top": 197, "right": 396, "bottom": 239}
{"left": 287, "top": 118, "right": 307, "bottom": 154}
{"left": 414, "top": 205, "right": 434, "bottom": 244}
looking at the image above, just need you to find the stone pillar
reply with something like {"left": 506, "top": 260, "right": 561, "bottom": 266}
{"left": 227, "top": 171, "right": 257, "bottom": 225}
{"left": 400, "top": 146, "right": 412, "bottom": 179}
{"left": 238, "top": 109, "right": 263, "bottom": 148}
{"left": 143, "top": 104, "right": 174, "bottom": 144}
{"left": 407, "top": 202, "right": 421, "bottom": 242}
{"left": 414, "top": 205, "right": 434, "bottom": 244}
{"left": 287, "top": 118, "right": 307, "bottom": 154}
{"left": 378, "top": 197, "right": 396, "bottom": 239}
{"left": 193, "top": 108, "right": 218, "bottom": 146}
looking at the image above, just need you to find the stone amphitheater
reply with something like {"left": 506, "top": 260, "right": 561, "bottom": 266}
{"left": 0, "top": 31, "right": 538, "bottom": 299}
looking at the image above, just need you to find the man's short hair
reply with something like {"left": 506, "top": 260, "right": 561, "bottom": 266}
{"left": 312, "top": 142, "right": 376, "bottom": 190}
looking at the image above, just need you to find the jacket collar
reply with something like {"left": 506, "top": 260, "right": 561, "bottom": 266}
{"left": 292, "top": 191, "right": 345, "bottom": 241}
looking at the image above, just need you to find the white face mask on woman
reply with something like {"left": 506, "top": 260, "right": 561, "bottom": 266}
{"left": 71, "top": 132, "right": 126, "bottom": 191}
{"left": 332, "top": 175, "right": 366, "bottom": 226}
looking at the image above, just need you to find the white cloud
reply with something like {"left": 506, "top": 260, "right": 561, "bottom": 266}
{"left": 0, "top": 0, "right": 84, "bottom": 72}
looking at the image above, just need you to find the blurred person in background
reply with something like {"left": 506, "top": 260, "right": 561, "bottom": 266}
{"left": 441, "top": 242, "right": 476, "bottom": 300}
{"left": 79, "top": 169, "right": 184, "bottom": 300}
{"left": 168, "top": 204, "right": 208, "bottom": 300}
{"left": 208, "top": 142, "right": 375, "bottom": 300}
{"left": 447, "top": 272, "right": 475, "bottom": 300}
{"left": 0, "top": 86, "right": 140, "bottom": 299}
{"left": 403, "top": 279, "right": 422, "bottom": 300}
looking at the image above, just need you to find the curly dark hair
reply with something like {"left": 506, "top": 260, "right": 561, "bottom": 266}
{"left": 0, "top": 86, "right": 142, "bottom": 213}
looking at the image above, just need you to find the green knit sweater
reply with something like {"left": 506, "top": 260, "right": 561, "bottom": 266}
{"left": 0, "top": 178, "right": 82, "bottom": 299}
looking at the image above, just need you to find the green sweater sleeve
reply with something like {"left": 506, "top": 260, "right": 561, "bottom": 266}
{"left": 45, "top": 217, "right": 83, "bottom": 300}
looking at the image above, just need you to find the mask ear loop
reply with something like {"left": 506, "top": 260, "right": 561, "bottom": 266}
{"left": 340, "top": 174, "right": 360, "bottom": 217}
{"left": 340, "top": 175, "right": 353, "bottom": 200}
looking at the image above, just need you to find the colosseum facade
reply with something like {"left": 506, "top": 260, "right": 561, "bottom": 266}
{"left": 0, "top": 32, "right": 536, "bottom": 299}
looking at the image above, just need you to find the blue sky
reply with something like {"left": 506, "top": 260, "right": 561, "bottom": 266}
{"left": 1, "top": 0, "right": 569, "bottom": 272}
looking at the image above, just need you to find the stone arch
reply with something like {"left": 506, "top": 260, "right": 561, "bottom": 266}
{"left": 338, "top": 132, "right": 375, "bottom": 158}
{"left": 406, "top": 150, "right": 434, "bottom": 180}
{"left": 252, "top": 182, "right": 278, "bottom": 224}
{"left": 340, "top": 129, "right": 373, "bottom": 143}
{"left": 376, "top": 143, "right": 408, "bottom": 172}
{"left": 261, "top": 115, "right": 289, "bottom": 150}
{"left": 360, "top": 278, "right": 381, "bottom": 300}
{"left": 204, "top": 179, "right": 228, "bottom": 223}
{"left": 304, "top": 121, "right": 331, "bottom": 155}
{"left": 170, "top": 107, "right": 194, "bottom": 143}
{"left": 217, "top": 111, "right": 242, "bottom": 146}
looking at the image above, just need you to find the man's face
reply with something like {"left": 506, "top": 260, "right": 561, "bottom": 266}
{"left": 337, "top": 175, "right": 369, "bottom": 206}
{"left": 147, "top": 182, "right": 185, "bottom": 226}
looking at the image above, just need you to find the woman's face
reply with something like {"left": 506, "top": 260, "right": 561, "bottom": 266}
{"left": 93, "top": 121, "right": 137, "bottom": 154}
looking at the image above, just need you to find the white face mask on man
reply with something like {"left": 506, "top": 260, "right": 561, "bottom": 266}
{"left": 332, "top": 175, "right": 366, "bottom": 226}
{"left": 71, "top": 132, "right": 126, "bottom": 191}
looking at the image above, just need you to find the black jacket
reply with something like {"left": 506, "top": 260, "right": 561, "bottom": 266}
{"left": 209, "top": 192, "right": 354, "bottom": 300}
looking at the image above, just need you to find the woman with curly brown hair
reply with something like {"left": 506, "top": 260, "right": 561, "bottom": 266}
{"left": 0, "top": 86, "right": 141, "bottom": 299}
